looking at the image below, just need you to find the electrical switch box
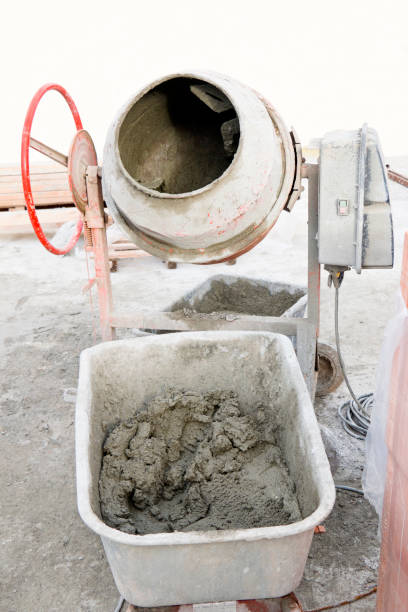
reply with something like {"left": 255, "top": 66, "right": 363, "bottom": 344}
{"left": 318, "top": 125, "right": 393, "bottom": 273}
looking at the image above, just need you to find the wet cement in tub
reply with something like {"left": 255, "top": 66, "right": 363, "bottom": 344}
{"left": 99, "top": 390, "right": 302, "bottom": 535}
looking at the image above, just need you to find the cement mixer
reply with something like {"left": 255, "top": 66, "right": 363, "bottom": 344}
{"left": 21, "top": 71, "right": 393, "bottom": 398}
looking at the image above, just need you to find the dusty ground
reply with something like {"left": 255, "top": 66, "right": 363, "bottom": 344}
{"left": 1, "top": 170, "right": 407, "bottom": 612}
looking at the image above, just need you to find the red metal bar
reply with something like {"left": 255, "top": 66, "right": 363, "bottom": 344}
{"left": 387, "top": 167, "right": 408, "bottom": 189}
{"left": 85, "top": 166, "right": 115, "bottom": 341}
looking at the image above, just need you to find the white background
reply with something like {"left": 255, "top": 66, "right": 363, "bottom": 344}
{"left": 2, "top": 0, "right": 408, "bottom": 163}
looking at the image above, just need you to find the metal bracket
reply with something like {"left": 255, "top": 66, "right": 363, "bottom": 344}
{"left": 325, "top": 265, "right": 347, "bottom": 289}
{"left": 84, "top": 166, "right": 115, "bottom": 341}
{"left": 355, "top": 123, "right": 367, "bottom": 274}
{"left": 84, "top": 167, "right": 105, "bottom": 229}
{"left": 284, "top": 128, "right": 303, "bottom": 212}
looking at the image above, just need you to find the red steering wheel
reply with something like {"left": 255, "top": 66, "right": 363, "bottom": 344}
{"left": 21, "top": 83, "right": 84, "bottom": 255}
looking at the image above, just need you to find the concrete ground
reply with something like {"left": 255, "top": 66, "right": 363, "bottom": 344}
{"left": 1, "top": 172, "right": 407, "bottom": 612}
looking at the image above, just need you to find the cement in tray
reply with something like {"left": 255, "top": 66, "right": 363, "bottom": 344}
{"left": 99, "top": 389, "right": 302, "bottom": 535}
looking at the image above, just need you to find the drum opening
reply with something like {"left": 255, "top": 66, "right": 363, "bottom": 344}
{"left": 118, "top": 77, "right": 240, "bottom": 195}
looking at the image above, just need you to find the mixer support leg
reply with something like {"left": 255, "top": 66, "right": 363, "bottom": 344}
{"left": 85, "top": 166, "right": 115, "bottom": 341}
{"left": 297, "top": 322, "right": 317, "bottom": 396}
{"left": 302, "top": 162, "right": 320, "bottom": 397}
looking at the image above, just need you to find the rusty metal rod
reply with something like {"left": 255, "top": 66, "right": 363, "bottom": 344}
{"left": 110, "top": 311, "right": 303, "bottom": 335}
{"left": 29, "top": 136, "right": 68, "bottom": 167}
{"left": 303, "top": 586, "right": 377, "bottom": 612}
{"left": 386, "top": 165, "right": 408, "bottom": 188}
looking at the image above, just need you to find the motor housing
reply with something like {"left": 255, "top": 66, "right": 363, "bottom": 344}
{"left": 318, "top": 125, "right": 393, "bottom": 273}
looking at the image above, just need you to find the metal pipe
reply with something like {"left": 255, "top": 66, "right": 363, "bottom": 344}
{"left": 110, "top": 311, "right": 302, "bottom": 335}
{"left": 387, "top": 166, "right": 408, "bottom": 188}
{"left": 29, "top": 136, "right": 68, "bottom": 167}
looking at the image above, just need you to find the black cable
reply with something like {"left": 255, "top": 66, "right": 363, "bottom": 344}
{"left": 338, "top": 393, "right": 373, "bottom": 439}
{"left": 335, "top": 484, "right": 364, "bottom": 495}
{"left": 334, "top": 286, "right": 374, "bottom": 439}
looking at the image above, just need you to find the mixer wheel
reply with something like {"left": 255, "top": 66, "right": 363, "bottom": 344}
{"left": 316, "top": 342, "right": 343, "bottom": 396}
{"left": 21, "top": 83, "right": 85, "bottom": 255}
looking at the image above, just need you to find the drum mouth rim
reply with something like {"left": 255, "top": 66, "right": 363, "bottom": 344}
{"left": 113, "top": 72, "right": 244, "bottom": 200}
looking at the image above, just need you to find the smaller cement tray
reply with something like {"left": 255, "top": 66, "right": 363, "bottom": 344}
{"left": 168, "top": 275, "right": 307, "bottom": 319}
{"left": 76, "top": 332, "right": 335, "bottom": 607}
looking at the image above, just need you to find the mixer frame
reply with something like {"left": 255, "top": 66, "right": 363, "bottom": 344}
{"left": 20, "top": 82, "right": 320, "bottom": 398}
{"left": 82, "top": 162, "right": 320, "bottom": 398}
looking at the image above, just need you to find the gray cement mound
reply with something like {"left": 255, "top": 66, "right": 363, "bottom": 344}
{"left": 99, "top": 390, "right": 302, "bottom": 535}
{"left": 170, "top": 277, "right": 305, "bottom": 317}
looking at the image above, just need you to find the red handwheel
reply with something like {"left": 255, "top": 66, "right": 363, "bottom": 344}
{"left": 21, "top": 83, "right": 84, "bottom": 255}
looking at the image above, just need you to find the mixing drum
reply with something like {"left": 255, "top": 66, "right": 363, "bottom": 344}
{"left": 102, "top": 71, "right": 297, "bottom": 263}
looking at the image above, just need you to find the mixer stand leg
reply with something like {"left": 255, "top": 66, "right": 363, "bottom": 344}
{"left": 301, "top": 162, "right": 320, "bottom": 398}
{"left": 85, "top": 166, "right": 115, "bottom": 341}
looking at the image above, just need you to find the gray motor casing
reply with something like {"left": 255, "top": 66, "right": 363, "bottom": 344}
{"left": 318, "top": 125, "right": 393, "bottom": 273}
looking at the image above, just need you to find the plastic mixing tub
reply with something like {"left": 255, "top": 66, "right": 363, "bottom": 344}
{"left": 76, "top": 331, "right": 335, "bottom": 606}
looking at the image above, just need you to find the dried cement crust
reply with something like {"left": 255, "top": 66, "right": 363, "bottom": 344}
{"left": 99, "top": 389, "right": 301, "bottom": 535}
